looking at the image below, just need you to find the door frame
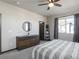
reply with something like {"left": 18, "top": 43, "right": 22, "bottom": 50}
{"left": 0, "top": 14, "right": 1, "bottom": 52}
{"left": 39, "top": 21, "right": 45, "bottom": 40}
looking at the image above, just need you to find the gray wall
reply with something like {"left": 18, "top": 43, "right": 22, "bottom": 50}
{"left": 0, "top": 14, "right": 1, "bottom": 52}
{"left": 48, "top": 16, "right": 74, "bottom": 41}
{"left": 47, "top": 17, "right": 54, "bottom": 40}
{"left": 58, "top": 33, "right": 73, "bottom": 41}
{"left": 0, "top": 1, "right": 47, "bottom": 52}
{"left": 48, "top": 4, "right": 79, "bottom": 39}
{"left": 47, "top": 9, "right": 79, "bottom": 41}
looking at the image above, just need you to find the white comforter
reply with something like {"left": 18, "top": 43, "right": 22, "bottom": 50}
{"left": 32, "top": 40, "right": 79, "bottom": 59}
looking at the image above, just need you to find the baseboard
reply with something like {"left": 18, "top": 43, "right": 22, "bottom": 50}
{"left": 0, "top": 48, "right": 16, "bottom": 55}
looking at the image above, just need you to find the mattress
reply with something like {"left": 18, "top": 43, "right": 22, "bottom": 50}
{"left": 32, "top": 40, "right": 79, "bottom": 59}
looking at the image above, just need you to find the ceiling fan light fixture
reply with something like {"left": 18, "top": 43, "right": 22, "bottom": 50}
{"left": 48, "top": 3, "right": 54, "bottom": 7}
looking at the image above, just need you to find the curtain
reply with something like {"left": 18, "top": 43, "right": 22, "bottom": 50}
{"left": 73, "top": 14, "right": 79, "bottom": 42}
{"left": 54, "top": 18, "right": 58, "bottom": 39}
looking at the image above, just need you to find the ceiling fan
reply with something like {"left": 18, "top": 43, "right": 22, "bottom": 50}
{"left": 38, "top": 0, "right": 62, "bottom": 10}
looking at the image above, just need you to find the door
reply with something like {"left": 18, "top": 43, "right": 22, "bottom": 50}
{"left": 39, "top": 21, "right": 45, "bottom": 40}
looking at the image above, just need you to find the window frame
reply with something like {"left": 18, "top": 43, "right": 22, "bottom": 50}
{"left": 58, "top": 15, "right": 74, "bottom": 34}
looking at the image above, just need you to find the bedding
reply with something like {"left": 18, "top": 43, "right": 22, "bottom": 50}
{"left": 32, "top": 40, "right": 79, "bottom": 59}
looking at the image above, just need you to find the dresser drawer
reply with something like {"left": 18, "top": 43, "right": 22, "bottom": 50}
{"left": 16, "top": 35, "right": 40, "bottom": 50}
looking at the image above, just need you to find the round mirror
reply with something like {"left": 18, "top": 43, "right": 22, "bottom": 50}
{"left": 22, "top": 21, "right": 31, "bottom": 32}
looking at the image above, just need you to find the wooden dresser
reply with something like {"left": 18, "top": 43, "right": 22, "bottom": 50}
{"left": 16, "top": 35, "right": 40, "bottom": 50}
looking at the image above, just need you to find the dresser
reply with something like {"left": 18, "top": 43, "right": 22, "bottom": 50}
{"left": 16, "top": 35, "right": 40, "bottom": 50}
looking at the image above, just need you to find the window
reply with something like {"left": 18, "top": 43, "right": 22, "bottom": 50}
{"left": 58, "top": 15, "right": 74, "bottom": 34}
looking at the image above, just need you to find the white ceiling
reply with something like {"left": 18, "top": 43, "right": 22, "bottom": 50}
{"left": 0, "top": 0, "right": 79, "bottom": 16}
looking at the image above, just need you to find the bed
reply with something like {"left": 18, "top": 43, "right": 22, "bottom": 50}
{"left": 32, "top": 40, "right": 79, "bottom": 59}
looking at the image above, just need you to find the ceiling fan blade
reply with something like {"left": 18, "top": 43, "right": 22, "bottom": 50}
{"left": 47, "top": 7, "right": 50, "bottom": 10}
{"left": 51, "top": 0, "right": 60, "bottom": 2}
{"left": 54, "top": 3, "right": 62, "bottom": 7}
{"left": 48, "top": 0, "right": 52, "bottom": 2}
{"left": 54, "top": 0, "right": 60, "bottom": 2}
{"left": 51, "top": 0, "right": 54, "bottom": 2}
{"left": 38, "top": 3, "right": 48, "bottom": 6}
